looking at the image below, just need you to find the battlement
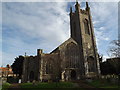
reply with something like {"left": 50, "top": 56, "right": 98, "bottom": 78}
{"left": 80, "top": 9, "right": 88, "bottom": 15}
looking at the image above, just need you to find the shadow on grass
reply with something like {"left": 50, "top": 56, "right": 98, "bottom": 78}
{"left": 87, "top": 80, "right": 120, "bottom": 89}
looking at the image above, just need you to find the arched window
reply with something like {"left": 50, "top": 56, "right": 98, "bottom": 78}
{"left": 87, "top": 56, "right": 95, "bottom": 72}
{"left": 46, "top": 63, "right": 49, "bottom": 74}
{"left": 29, "top": 71, "right": 34, "bottom": 82}
{"left": 84, "top": 19, "right": 90, "bottom": 35}
{"left": 66, "top": 42, "right": 79, "bottom": 68}
{"left": 46, "top": 60, "right": 53, "bottom": 74}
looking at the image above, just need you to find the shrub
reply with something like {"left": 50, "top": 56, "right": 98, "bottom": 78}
{"left": 7, "top": 76, "right": 19, "bottom": 83}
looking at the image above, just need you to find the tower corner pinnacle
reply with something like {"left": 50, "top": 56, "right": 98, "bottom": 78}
{"left": 75, "top": 0, "right": 80, "bottom": 11}
{"left": 86, "top": 2, "right": 90, "bottom": 11}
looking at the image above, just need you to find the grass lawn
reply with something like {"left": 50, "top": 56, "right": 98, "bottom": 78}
{"left": 20, "top": 82, "right": 75, "bottom": 89}
{"left": 2, "top": 80, "right": 119, "bottom": 89}
{"left": 87, "top": 80, "right": 120, "bottom": 88}
{"left": 2, "top": 83, "right": 11, "bottom": 90}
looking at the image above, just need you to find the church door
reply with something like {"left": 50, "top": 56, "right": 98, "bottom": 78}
{"left": 71, "top": 70, "right": 76, "bottom": 80}
{"left": 29, "top": 71, "right": 34, "bottom": 82}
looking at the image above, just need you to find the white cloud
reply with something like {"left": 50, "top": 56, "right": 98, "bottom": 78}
{"left": 103, "top": 55, "right": 110, "bottom": 62}
{"left": 2, "top": 2, "right": 70, "bottom": 43}
{"left": 99, "top": 27, "right": 105, "bottom": 31}
{"left": 2, "top": 52, "right": 15, "bottom": 66}
{"left": 90, "top": 2, "right": 118, "bottom": 59}
{"left": 90, "top": 2, "right": 118, "bottom": 44}
{"left": 2, "top": 2, "right": 70, "bottom": 66}
{"left": 94, "top": 27, "right": 110, "bottom": 43}
{"left": 93, "top": 20, "right": 100, "bottom": 25}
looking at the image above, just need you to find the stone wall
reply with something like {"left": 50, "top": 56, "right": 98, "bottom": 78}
{"left": 22, "top": 56, "right": 40, "bottom": 82}
{"left": 40, "top": 53, "right": 61, "bottom": 81}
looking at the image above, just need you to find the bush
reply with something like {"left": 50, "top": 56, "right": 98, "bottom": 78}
{"left": 7, "top": 76, "right": 19, "bottom": 83}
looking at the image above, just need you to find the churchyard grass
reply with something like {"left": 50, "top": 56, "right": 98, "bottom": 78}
{"left": 87, "top": 79, "right": 120, "bottom": 88}
{"left": 2, "top": 83, "right": 11, "bottom": 90}
{"left": 20, "top": 82, "right": 75, "bottom": 88}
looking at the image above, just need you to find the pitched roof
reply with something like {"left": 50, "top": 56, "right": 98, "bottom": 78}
{"left": 50, "top": 38, "right": 77, "bottom": 53}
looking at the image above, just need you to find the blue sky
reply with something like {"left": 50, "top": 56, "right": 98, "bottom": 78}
{"left": 1, "top": 1, "right": 118, "bottom": 66}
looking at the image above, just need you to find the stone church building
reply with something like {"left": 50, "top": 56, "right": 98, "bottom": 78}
{"left": 22, "top": 2, "right": 100, "bottom": 82}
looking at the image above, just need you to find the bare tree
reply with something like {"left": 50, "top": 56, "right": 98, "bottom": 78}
{"left": 108, "top": 40, "right": 120, "bottom": 58}
{"left": 6, "top": 64, "right": 10, "bottom": 78}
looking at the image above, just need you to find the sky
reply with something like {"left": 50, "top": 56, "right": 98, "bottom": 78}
{"left": 1, "top": 0, "right": 119, "bottom": 66}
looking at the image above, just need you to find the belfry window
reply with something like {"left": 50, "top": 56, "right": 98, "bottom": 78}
{"left": 73, "top": 22, "right": 76, "bottom": 37}
{"left": 84, "top": 19, "right": 90, "bottom": 35}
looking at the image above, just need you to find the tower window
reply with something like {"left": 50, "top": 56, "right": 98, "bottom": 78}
{"left": 73, "top": 22, "right": 76, "bottom": 37}
{"left": 84, "top": 19, "right": 90, "bottom": 35}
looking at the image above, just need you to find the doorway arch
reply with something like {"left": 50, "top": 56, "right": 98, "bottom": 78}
{"left": 29, "top": 71, "right": 34, "bottom": 82}
{"left": 71, "top": 70, "right": 76, "bottom": 80}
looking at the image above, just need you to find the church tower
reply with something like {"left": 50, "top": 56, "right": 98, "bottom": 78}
{"left": 70, "top": 2, "right": 100, "bottom": 77}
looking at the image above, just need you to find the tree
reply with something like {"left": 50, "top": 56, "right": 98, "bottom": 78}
{"left": 98, "top": 54, "right": 103, "bottom": 63}
{"left": 11, "top": 56, "right": 24, "bottom": 78}
{"left": 6, "top": 64, "right": 10, "bottom": 78}
{"left": 108, "top": 40, "right": 120, "bottom": 57}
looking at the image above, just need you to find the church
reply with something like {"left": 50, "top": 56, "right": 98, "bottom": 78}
{"left": 22, "top": 2, "right": 101, "bottom": 82}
